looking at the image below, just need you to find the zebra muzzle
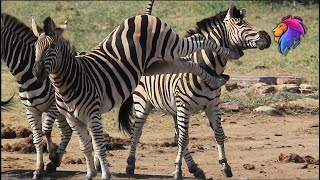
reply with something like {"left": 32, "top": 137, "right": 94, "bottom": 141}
{"left": 256, "top": 31, "right": 271, "bottom": 50}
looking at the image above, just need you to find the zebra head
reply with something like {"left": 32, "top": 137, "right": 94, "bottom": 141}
{"left": 223, "top": 5, "right": 271, "bottom": 50}
{"left": 31, "top": 17, "right": 64, "bottom": 82}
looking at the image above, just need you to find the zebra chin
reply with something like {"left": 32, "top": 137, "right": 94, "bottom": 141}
{"left": 32, "top": 61, "right": 49, "bottom": 82}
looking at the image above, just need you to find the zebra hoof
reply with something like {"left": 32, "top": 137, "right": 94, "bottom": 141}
{"left": 193, "top": 169, "right": 206, "bottom": 179}
{"left": 173, "top": 170, "right": 183, "bottom": 180}
{"left": 222, "top": 168, "right": 233, "bottom": 178}
{"left": 45, "top": 162, "right": 57, "bottom": 173}
{"left": 32, "top": 170, "right": 44, "bottom": 180}
{"left": 126, "top": 165, "right": 135, "bottom": 175}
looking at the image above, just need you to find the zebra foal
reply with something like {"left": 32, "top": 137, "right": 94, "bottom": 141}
{"left": 30, "top": 12, "right": 242, "bottom": 179}
{"left": 118, "top": 3, "right": 271, "bottom": 180}
{"left": 1, "top": 13, "right": 72, "bottom": 179}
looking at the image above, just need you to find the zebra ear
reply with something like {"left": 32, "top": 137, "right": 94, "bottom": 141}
{"left": 31, "top": 18, "right": 44, "bottom": 37}
{"left": 225, "top": 5, "right": 234, "bottom": 21}
{"left": 43, "top": 16, "right": 57, "bottom": 34}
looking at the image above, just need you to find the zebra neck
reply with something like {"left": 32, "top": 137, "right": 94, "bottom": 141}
{"left": 2, "top": 33, "right": 38, "bottom": 87}
{"left": 193, "top": 26, "right": 229, "bottom": 75}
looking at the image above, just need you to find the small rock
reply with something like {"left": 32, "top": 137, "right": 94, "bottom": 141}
{"left": 300, "top": 83, "right": 317, "bottom": 90}
{"left": 299, "top": 88, "right": 314, "bottom": 94}
{"left": 277, "top": 76, "right": 301, "bottom": 85}
{"left": 221, "top": 102, "right": 240, "bottom": 112}
{"left": 259, "top": 77, "right": 277, "bottom": 85}
{"left": 258, "top": 85, "right": 276, "bottom": 94}
{"left": 243, "top": 163, "right": 255, "bottom": 170}
{"left": 288, "top": 98, "right": 319, "bottom": 109}
{"left": 200, "top": 111, "right": 206, "bottom": 117}
{"left": 225, "top": 82, "right": 238, "bottom": 91}
{"left": 254, "top": 106, "right": 282, "bottom": 116}
{"left": 1, "top": 123, "right": 4, "bottom": 127}
{"left": 309, "top": 123, "right": 319, "bottom": 128}
{"left": 253, "top": 82, "right": 268, "bottom": 89}
{"left": 274, "top": 133, "right": 283, "bottom": 136}
{"left": 254, "top": 106, "right": 275, "bottom": 112}
{"left": 275, "top": 84, "right": 300, "bottom": 93}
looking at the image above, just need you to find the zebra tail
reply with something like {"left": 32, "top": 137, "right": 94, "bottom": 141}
{"left": 1, "top": 95, "right": 14, "bottom": 110}
{"left": 118, "top": 95, "right": 134, "bottom": 136}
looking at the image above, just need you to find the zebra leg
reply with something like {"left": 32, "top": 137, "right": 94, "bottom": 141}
{"left": 126, "top": 101, "right": 153, "bottom": 175}
{"left": 27, "top": 110, "right": 45, "bottom": 179}
{"left": 183, "top": 147, "right": 206, "bottom": 179}
{"left": 173, "top": 105, "right": 191, "bottom": 180}
{"left": 172, "top": 115, "right": 206, "bottom": 179}
{"left": 42, "top": 107, "right": 59, "bottom": 170}
{"left": 205, "top": 102, "right": 232, "bottom": 178}
{"left": 172, "top": 115, "right": 178, "bottom": 146}
{"left": 46, "top": 114, "right": 73, "bottom": 172}
{"left": 88, "top": 114, "right": 111, "bottom": 180}
{"left": 65, "top": 117, "right": 97, "bottom": 180}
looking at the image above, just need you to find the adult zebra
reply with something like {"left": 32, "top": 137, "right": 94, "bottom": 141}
{"left": 31, "top": 12, "right": 243, "bottom": 179}
{"left": 1, "top": 13, "right": 72, "bottom": 179}
{"left": 118, "top": 4, "right": 271, "bottom": 180}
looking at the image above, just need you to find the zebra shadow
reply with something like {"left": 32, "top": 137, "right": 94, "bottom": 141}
{"left": 2, "top": 170, "right": 209, "bottom": 179}
{"left": 112, "top": 173, "right": 204, "bottom": 179}
{"left": 1, "top": 169, "right": 86, "bottom": 180}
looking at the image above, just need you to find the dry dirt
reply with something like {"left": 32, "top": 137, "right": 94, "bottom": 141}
{"left": 1, "top": 111, "right": 319, "bottom": 180}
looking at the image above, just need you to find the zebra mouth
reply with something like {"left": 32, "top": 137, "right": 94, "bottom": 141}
{"left": 32, "top": 61, "right": 48, "bottom": 82}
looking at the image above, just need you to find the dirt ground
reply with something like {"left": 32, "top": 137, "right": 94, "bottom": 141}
{"left": 1, "top": 111, "right": 319, "bottom": 180}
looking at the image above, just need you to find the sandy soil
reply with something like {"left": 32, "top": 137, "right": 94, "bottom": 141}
{"left": 1, "top": 111, "right": 319, "bottom": 180}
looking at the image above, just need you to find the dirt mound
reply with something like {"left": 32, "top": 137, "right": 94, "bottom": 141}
{"left": 63, "top": 156, "right": 85, "bottom": 164}
{"left": 1, "top": 126, "right": 32, "bottom": 139}
{"left": 14, "top": 127, "right": 32, "bottom": 138}
{"left": 243, "top": 163, "right": 255, "bottom": 170}
{"left": 278, "top": 153, "right": 319, "bottom": 165}
{"left": 1, "top": 135, "right": 56, "bottom": 154}
{"left": 1, "top": 127, "right": 16, "bottom": 139}
{"left": 160, "top": 141, "right": 177, "bottom": 147}
{"left": 103, "top": 133, "right": 131, "bottom": 150}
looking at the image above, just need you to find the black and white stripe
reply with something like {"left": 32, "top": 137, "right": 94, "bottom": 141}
{"left": 118, "top": 3, "right": 271, "bottom": 179}
{"left": 30, "top": 11, "right": 243, "bottom": 179}
{"left": 1, "top": 13, "right": 72, "bottom": 179}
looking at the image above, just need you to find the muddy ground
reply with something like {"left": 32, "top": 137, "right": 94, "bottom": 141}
{"left": 1, "top": 111, "right": 319, "bottom": 180}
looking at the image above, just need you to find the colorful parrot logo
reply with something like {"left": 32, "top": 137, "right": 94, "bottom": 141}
{"left": 273, "top": 15, "right": 306, "bottom": 56}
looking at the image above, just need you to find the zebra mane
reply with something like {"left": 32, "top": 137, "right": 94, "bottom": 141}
{"left": 1, "top": 13, "right": 37, "bottom": 43}
{"left": 186, "top": 6, "right": 242, "bottom": 37}
{"left": 57, "top": 36, "right": 78, "bottom": 57}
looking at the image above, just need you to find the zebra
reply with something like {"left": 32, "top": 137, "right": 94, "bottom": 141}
{"left": 1, "top": 13, "right": 73, "bottom": 179}
{"left": 30, "top": 11, "right": 243, "bottom": 179}
{"left": 118, "top": 3, "right": 271, "bottom": 180}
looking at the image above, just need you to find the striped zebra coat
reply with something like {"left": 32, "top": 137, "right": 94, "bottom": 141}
{"left": 31, "top": 13, "right": 242, "bottom": 179}
{"left": 1, "top": 13, "right": 72, "bottom": 179}
{"left": 118, "top": 4, "right": 271, "bottom": 180}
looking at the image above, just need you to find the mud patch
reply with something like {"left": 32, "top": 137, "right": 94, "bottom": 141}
{"left": 1, "top": 127, "right": 16, "bottom": 139}
{"left": 278, "top": 153, "right": 319, "bottom": 165}
{"left": 14, "top": 127, "right": 32, "bottom": 138}
{"left": 63, "top": 156, "right": 85, "bottom": 164}
{"left": 104, "top": 133, "right": 130, "bottom": 150}
{"left": 1, "top": 135, "right": 56, "bottom": 153}
{"left": 243, "top": 163, "right": 255, "bottom": 170}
